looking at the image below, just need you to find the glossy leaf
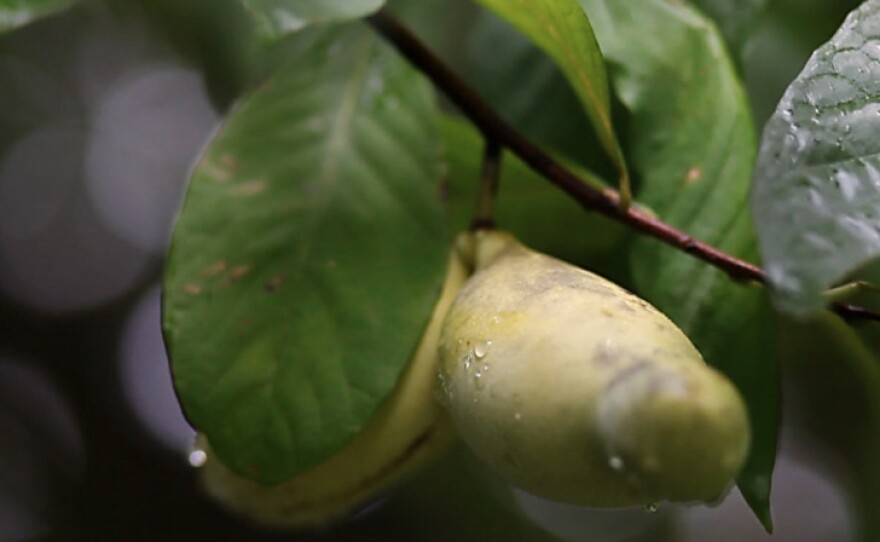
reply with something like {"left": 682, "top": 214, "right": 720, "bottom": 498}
{"left": 439, "top": 114, "right": 624, "bottom": 264}
{"left": 0, "top": 0, "right": 79, "bottom": 33}
{"left": 163, "top": 25, "right": 447, "bottom": 484}
{"left": 581, "top": 0, "right": 777, "bottom": 530}
{"left": 473, "top": 0, "right": 629, "bottom": 194}
{"left": 690, "top": 0, "right": 767, "bottom": 54}
{"left": 752, "top": 1, "right": 880, "bottom": 316}
{"left": 462, "top": 10, "right": 616, "bottom": 177}
{"left": 238, "top": 0, "right": 383, "bottom": 38}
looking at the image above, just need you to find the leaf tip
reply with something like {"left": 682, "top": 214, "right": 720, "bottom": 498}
{"left": 739, "top": 473, "right": 774, "bottom": 534}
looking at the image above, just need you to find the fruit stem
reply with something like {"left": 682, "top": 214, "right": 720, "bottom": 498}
{"left": 471, "top": 141, "right": 501, "bottom": 231}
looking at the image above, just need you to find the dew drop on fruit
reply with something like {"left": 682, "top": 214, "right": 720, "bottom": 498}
{"left": 463, "top": 352, "right": 473, "bottom": 371}
{"left": 474, "top": 340, "right": 492, "bottom": 359}
{"left": 473, "top": 368, "right": 485, "bottom": 390}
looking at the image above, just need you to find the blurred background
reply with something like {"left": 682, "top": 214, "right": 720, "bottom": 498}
{"left": 0, "top": 0, "right": 875, "bottom": 540}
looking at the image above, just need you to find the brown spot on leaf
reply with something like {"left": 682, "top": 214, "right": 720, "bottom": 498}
{"left": 201, "top": 260, "right": 228, "bottom": 278}
{"left": 225, "top": 265, "right": 251, "bottom": 285}
{"left": 219, "top": 154, "right": 240, "bottom": 170}
{"left": 199, "top": 159, "right": 232, "bottom": 182}
{"left": 229, "top": 180, "right": 267, "bottom": 197}
{"left": 183, "top": 283, "right": 202, "bottom": 295}
{"left": 685, "top": 166, "right": 702, "bottom": 184}
{"left": 265, "top": 273, "right": 284, "bottom": 293}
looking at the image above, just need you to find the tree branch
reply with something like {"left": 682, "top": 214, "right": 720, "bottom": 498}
{"left": 366, "top": 9, "right": 880, "bottom": 324}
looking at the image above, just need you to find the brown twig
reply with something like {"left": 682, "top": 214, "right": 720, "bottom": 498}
{"left": 366, "top": 9, "right": 880, "bottom": 324}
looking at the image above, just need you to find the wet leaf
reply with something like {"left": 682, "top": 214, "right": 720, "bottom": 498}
{"left": 752, "top": 0, "right": 880, "bottom": 316}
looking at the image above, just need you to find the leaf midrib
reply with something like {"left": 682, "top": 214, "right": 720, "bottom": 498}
{"left": 256, "top": 31, "right": 378, "bottom": 470}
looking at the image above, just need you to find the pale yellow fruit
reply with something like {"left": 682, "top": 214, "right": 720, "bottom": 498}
{"left": 196, "top": 248, "right": 468, "bottom": 529}
{"left": 438, "top": 230, "right": 750, "bottom": 507}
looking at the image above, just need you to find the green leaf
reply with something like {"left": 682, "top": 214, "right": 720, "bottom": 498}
{"left": 751, "top": 1, "right": 880, "bottom": 316}
{"left": 0, "top": 0, "right": 79, "bottom": 33}
{"left": 438, "top": 114, "right": 624, "bottom": 264}
{"left": 238, "top": 0, "right": 384, "bottom": 38}
{"left": 472, "top": 0, "right": 629, "bottom": 196}
{"left": 580, "top": 0, "right": 777, "bottom": 530}
{"left": 163, "top": 25, "right": 447, "bottom": 484}
{"left": 462, "top": 10, "right": 617, "bottom": 177}
{"left": 690, "top": 0, "right": 767, "bottom": 54}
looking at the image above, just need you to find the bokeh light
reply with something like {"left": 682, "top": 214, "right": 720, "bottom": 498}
{"left": 85, "top": 66, "right": 219, "bottom": 252}
{"left": 0, "top": 6, "right": 217, "bottom": 313}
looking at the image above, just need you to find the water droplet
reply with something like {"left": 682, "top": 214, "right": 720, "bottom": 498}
{"left": 188, "top": 447, "right": 207, "bottom": 468}
{"left": 833, "top": 169, "right": 861, "bottom": 200}
{"left": 473, "top": 368, "right": 485, "bottom": 390}
{"left": 645, "top": 502, "right": 660, "bottom": 513}
{"left": 436, "top": 370, "right": 451, "bottom": 404}
{"left": 608, "top": 456, "right": 625, "bottom": 472}
{"left": 463, "top": 352, "right": 473, "bottom": 371}
{"left": 474, "top": 340, "right": 492, "bottom": 358}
